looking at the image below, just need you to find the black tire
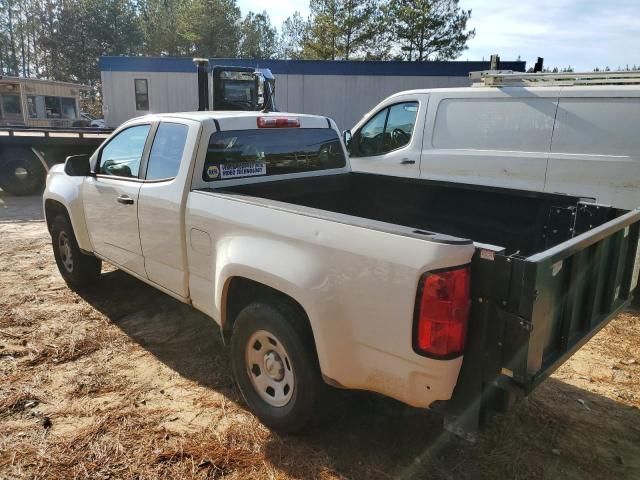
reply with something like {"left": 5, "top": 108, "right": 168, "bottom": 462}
{"left": 0, "top": 150, "right": 46, "bottom": 196}
{"left": 231, "top": 300, "right": 326, "bottom": 433}
{"left": 51, "top": 214, "right": 101, "bottom": 289}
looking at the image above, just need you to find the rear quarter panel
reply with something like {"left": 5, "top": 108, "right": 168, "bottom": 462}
{"left": 186, "top": 190, "right": 476, "bottom": 407}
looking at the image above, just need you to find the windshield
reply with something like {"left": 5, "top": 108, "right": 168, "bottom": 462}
{"left": 203, "top": 128, "right": 346, "bottom": 181}
{"left": 214, "top": 70, "right": 258, "bottom": 110}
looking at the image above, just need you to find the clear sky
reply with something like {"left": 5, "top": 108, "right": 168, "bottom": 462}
{"left": 236, "top": 0, "right": 640, "bottom": 71}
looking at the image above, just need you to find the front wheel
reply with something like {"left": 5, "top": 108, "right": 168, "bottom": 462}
{"left": 51, "top": 214, "right": 101, "bottom": 289}
{"left": 231, "top": 300, "right": 326, "bottom": 433}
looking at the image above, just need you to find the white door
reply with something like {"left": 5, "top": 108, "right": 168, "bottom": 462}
{"left": 138, "top": 121, "right": 195, "bottom": 297}
{"left": 83, "top": 123, "right": 152, "bottom": 277}
{"left": 545, "top": 96, "right": 640, "bottom": 209}
{"left": 348, "top": 97, "right": 424, "bottom": 178}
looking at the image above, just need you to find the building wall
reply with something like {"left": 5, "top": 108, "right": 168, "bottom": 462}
{"left": 102, "top": 71, "right": 472, "bottom": 129}
{"left": 101, "top": 71, "right": 199, "bottom": 128}
{"left": 277, "top": 74, "right": 471, "bottom": 129}
{"left": 100, "top": 57, "right": 525, "bottom": 130}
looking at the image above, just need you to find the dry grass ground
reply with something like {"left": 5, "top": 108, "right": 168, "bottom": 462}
{"left": 0, "top": 191, "right": 639, "bottom": 479}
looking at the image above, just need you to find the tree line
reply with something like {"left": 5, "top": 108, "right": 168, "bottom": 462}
{"left": 0, "top": 0, "right": 475, "bottom": 86}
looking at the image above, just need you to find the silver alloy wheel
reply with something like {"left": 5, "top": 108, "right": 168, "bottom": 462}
{"left": 58, "top": 231, "right": 74, "bottom": 273}
{"left": 245, "top": 329, "right": 295, "bottom": 407}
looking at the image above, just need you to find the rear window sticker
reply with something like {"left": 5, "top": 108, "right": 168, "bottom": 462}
{"left": 220, "top": 162, "right": 267, "bottom": 179}
{"left": 206, "top": 165, "right": 220, "bottom": 179}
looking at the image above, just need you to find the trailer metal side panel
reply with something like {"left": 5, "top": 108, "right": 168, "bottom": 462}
{"left": 521, "top": 209, "right": 640, "bottom": 389}
{"left": 445, "top": 205, "right": 640, "bottom": 441}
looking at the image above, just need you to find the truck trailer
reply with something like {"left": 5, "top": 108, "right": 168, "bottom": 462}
{"left": 0, "top": 76, "right": 111, "bottom": 196}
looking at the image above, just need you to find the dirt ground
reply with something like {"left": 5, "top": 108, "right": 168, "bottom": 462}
{"left": 1, "top": 191, "right": 639, "bottom": 480}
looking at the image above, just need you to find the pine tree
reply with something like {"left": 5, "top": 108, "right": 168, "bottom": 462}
{"left": 303, "top": 0, "right": 388, "bottom": 60}
{"left": 338, "top": 0, "right": 381, "bottom": 60}
{"left": 279, "top": 11, "right": 308, "bottom": 60}
{"left": 239, "top": 11, "right": 277, "bottom": 59}
{"left": 139, "top": 0, "right": 192, "bottom": 56}
{"left": 385, "top": 0, "right": 475, "bottom": 61}
{"left": 190, "top": 0, "right": 242, "bottom": 58}
{"left": 305, "top": 0, "right": 341, "bottom": 60}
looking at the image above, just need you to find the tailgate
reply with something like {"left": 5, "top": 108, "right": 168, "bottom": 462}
{"left": 445, "top": 203, "right": 640, "bottom": 441}
{"left": 504, "top": 207, "right": 640, "bottom": 389}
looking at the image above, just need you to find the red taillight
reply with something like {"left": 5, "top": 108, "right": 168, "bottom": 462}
{"left": 414, "top": 266, "right": 470, "bottom": 358}
{"left": 257, "top": 116, "right": 300, "bottom": 128}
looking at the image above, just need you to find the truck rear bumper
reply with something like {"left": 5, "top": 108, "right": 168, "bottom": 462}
{"left": 332, "top": 344, "right": 463, "bottom": 409}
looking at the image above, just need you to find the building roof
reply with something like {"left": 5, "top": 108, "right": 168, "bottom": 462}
{"left": 0, "top": 75, "right": 89, "bottom": 90}
{"left": 99, "top": 56, "right": 526, "bottom": 77}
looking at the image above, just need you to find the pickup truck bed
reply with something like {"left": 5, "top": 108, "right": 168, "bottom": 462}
{"left": 215, "top": 172, "right": 621, "bottom": 255}
{"left": 210, "top": 171, "right": 640, "bottom": 438}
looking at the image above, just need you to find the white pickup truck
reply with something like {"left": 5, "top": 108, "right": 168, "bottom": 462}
{"left": 43, "top": 111, "right": 640, "bottom": 440}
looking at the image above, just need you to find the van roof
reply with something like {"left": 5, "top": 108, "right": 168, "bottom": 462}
{"left": 385, "top": 84, "right": 640, "bottom": 100}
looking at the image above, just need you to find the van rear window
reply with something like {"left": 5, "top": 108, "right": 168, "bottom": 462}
{"left": 203, "top": 128, "right": 345, "bottom": 181}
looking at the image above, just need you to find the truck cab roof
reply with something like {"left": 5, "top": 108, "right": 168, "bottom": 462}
{"left": 130, "top": 111, "right": 335, "bottom": 131}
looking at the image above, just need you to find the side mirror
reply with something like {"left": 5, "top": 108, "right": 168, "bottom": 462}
{"left": 255, "top": 72, "right": 276, "bottom": 112}
{"left": 255, "top": 74, "right": 264, "bottom": 109}
{"left": 64, "top": 154, "right": 91, "bottom": 176}
{"left": 343, "top": 130, "right": 352, "bottom": 151}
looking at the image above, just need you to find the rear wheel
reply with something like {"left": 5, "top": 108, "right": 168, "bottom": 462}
{"left": 230, "top": 300, "right": 326, "bottom": 433}
{"left": 0, "top": 149, "right": 46, "bottom": 196}
{"left": 51, "top": 214, "right": 101, "bottom": 289}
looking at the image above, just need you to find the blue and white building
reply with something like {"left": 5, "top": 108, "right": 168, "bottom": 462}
{"left": 99, "top": 57, "right": 525, "bottom": 129}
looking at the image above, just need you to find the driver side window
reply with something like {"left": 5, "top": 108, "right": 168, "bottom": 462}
{"left": 98, "top": 124, "right": 151, "bottom": 178}
{"left": 352, "top": 101, "right": 418, "bottom": 157}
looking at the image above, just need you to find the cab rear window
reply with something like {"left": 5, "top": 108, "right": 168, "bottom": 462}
{"left": 203, "top": 128, "right": 345, "bottom": 181}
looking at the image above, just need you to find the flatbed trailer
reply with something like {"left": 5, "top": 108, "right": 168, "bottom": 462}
{"left": 0, "top": 75, "right": 111, "bottom": 196}
{"left": 0, "top": 127, "right": 110, "bottom": 195}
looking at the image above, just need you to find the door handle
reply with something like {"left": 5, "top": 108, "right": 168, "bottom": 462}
{"left": 117, "top": 195, "right": 134, "bottom": 205}
{"left": 400, "top": 159, "right": 416, "bottom": 165}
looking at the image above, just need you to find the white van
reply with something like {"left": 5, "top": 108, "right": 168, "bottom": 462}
{"left": 345, "top": 71, "right": 640, "bottom": 209}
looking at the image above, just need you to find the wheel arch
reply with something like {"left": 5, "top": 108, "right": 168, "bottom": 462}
{"left": 210, "top": 238, "right": 341, "bottom": 386}
{"left": 221, "top": 277, "right": 315, "bottom": 350}
{"left": 43, "top": 171, "right": 93, "bottom": 252}
{"left": 44, "top": 198, "right": 69, "bottom": 233}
